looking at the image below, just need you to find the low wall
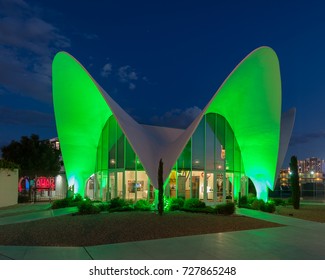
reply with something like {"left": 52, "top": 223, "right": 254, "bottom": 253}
{"left": 0, "top": 168, "right": 19, "bottom": 207}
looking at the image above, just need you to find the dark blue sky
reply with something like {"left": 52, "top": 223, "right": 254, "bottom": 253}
{"left": 0, "top": 0, "right": 324, "bottom": 167}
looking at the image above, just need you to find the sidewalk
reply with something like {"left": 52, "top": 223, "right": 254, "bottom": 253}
{"left": 1, "top": 203, "right": 325, "bottom": 260}
{"left": 0, "top": 203, "right": 78, "bottom": 226}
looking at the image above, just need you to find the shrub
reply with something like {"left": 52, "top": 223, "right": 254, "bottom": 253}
{"left": 134, "top": 199, "right": 152, "bottom": 211}
{"left": 238, "top": 196, "right": 248, "bottom": 208}
{"left": 251, "top": 198, "right": 265, "bottom": 210}
{"left": 72, "top": 193, "right": 83, "bottom": 203}
{"left": 108, "top": 197, "right": 129, "bottom": 209}
{"left": 286, "top": 197, "right": 293, "bottom": 205}
{"left": 77, "top": 200, "right": 100, "bottom": 215}
{"left": 169, "top": 197, "right": 185, "bottom": 211}
{"left": 247, "top": 193, "right": 257, "bottom": 204}
{"left": 183, "top": 198, "right": 206, "bottom": 209}
{"left": 108, "top": 197, "right": 134, "bottom": 212}
{"left": 182, "top": 206, "right": 215, "bottom": 214}
{"left": 18, "top": 195, "right": 30, "bottom": 203}
{"left": 215, "top": 202, "right": 235, "bottom": 215}
{"left": 263, "top": 201, "right": 276, "bottom": 213}
{"left": 116, "top": 205, "right": 135, "bottom": 212}
{"left": 51, "top": 194, "right": 93, "bottom": 209}
{"left": 96, "top": 202, "right": 109, "bottom": 212}
{"left": 270, "top": 198, "right": 286, "bottom": 206}
{"left": 51, "top": 198, "right": 72, "bottom": 209}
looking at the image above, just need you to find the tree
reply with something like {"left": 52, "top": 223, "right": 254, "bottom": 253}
{"left": 290, "top": 155, "right": 300, "bottom": 209}
{"left": 1, "top": 134, "right": 61, "bottom": 177}
{"left": 158, "top": 158, "right": 164, "bottom": 216}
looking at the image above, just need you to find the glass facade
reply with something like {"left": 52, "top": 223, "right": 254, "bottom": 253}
{"left": 88, "top": 113, "right": 248, "bottom": 203}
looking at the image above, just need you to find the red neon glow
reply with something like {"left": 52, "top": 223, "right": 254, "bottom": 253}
{"left": 36, "top": 177, "right": 55, "bottom": 189}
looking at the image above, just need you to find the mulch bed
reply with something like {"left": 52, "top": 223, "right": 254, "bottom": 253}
{"left": 0, "top": 211, "right": 282, "bottom": 247}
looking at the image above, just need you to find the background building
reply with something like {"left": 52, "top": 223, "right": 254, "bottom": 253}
{"left": 17, "top": 137, "right": 68, "bottom": 202}
{"left": 271, "top": 157, "right": 325, "bottom": 199}
{"left": 0, "top": 167, "right": 18, "bottom": 207}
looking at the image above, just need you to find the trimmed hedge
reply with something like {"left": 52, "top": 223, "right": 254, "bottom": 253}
{"left": 238, "top": 195, "right": 276, "bottom": 213}
{"left": 182, "top": 206, "right": 215, "bottom": 214}
{"left": 169, "top": 197, "right": 185, "bottom": 211}
{"left": 108, "top": 197, "right": 134, "bottom": 212}
{"left": 215, "top": 202, "right": 235, "bottom": 215}
{"left": 78, "top": 200, "right": 100, "bottom": 215}
{"left": 183, "top": 198, "right": 206, "bottom": 209}
{"left": 51, "top": 197, "right": 73, "bottom": 209}
{"left": 134, "top": 199, "right": 152, "bottom": 211}
{"left": 181, "top": 199, "right": 235, "bottom": 215}
{"left": 52, "top": 195, "right": 236, "bottom": 216}
{"left": 51, "top": 193, "right": 86, "bottom": 209}
{"left": 269, "top": 198, "right": 286, "bottom": 206}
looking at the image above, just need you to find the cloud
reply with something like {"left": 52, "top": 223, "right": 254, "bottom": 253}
{"left": 289, "top": 130, "right": 325, "bottom": 146}
{"left": 0, "top": 16, "right": 69, "bottom": 54}
{"left": 142, "top": 76, "right": 149, "bottom": 82}
{"left": 129, "top": 83, "right": 136, "bottom": 90}
{"left": 101, "top": 61, "right": 148, "bottom": 91}
{"left": 0, "top": 0, "right": 70, "bottom": 103}
{"left": 118, "top": 65, "right": 138, "bottom": 90}
{"left": 151, "top": 106, "right": 202, "bottom": 128}
{"left": 0, "top": 106, "right": 55, "bottom": 127}
{"left": 101, "top": 63, "right": 112, "bottom": 77}
{"left": 82, "top": 33, "right": 99, "bottom": 40}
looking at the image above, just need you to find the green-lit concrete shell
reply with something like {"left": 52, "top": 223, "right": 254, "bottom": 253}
{"left": 52, "top": 46, "right": 294, "bottom": 201}
{"left": 204, "top": 47, "right": 282, "bottom": 200}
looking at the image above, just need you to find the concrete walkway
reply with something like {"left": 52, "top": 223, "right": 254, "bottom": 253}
{"left": 0, "top": 203, "right": 78, "bottom": 226}
{"left": 1, "top": 203, "right": 325, "bottom": 260}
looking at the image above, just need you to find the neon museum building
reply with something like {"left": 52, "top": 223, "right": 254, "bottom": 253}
{"left": 52, "top": 46, "right": 295, "bottom": 203}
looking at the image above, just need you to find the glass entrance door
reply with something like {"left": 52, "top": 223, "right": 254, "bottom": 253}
{"left": 109, "top": 171, "right": 124, "bottom": 199}
{"left": 109, "top": 172, "right": 116, "bottom": 199}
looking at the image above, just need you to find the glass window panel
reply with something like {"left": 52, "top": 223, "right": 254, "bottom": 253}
{"left": 117, "top": 171, "right": 123, "bottom": 197}
{"left": 192, "top": 119, "right": 204, "bottom": 170}
{"left": 136, "top": 156, "right": 144, "bottom": 171}
{"left": 125, "top": 171, "right": 136, "bottom": 200}
{"left": 206, "top": 173, "right": 214, "bottom": 201}
{"left": 216, "top": 172, "right": 224, "bottom": 202}
{"left": 206, "top": 113, "right": 216, "bottom": 170}
{"left": 225, "top": 121, "right": 234, "bottom": 172}
{"left": 177, "top": 171, "right": 190, "bottom": 199}
{"left": 109, "top": 172, "right": 117, "bottom": 198}
{"left": 108, "top": 116, "right": 117, "bottom": 169}
{"left": 125, "top": 139, "right": 135, "bottom": 170}
{"left": 216, "top": 114, "right": 226, "bottom": 171}
{"left": 136, "top": 171, "right": 149, "bottom": 200}
{"left": 116, "top": 129, "right": 124, "bottom": 169}
{"left": 177, "top": 139, "right": 192, "bottom": 170}
{"left": 191, "top": 171, "right": 202, "bottom": 198}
